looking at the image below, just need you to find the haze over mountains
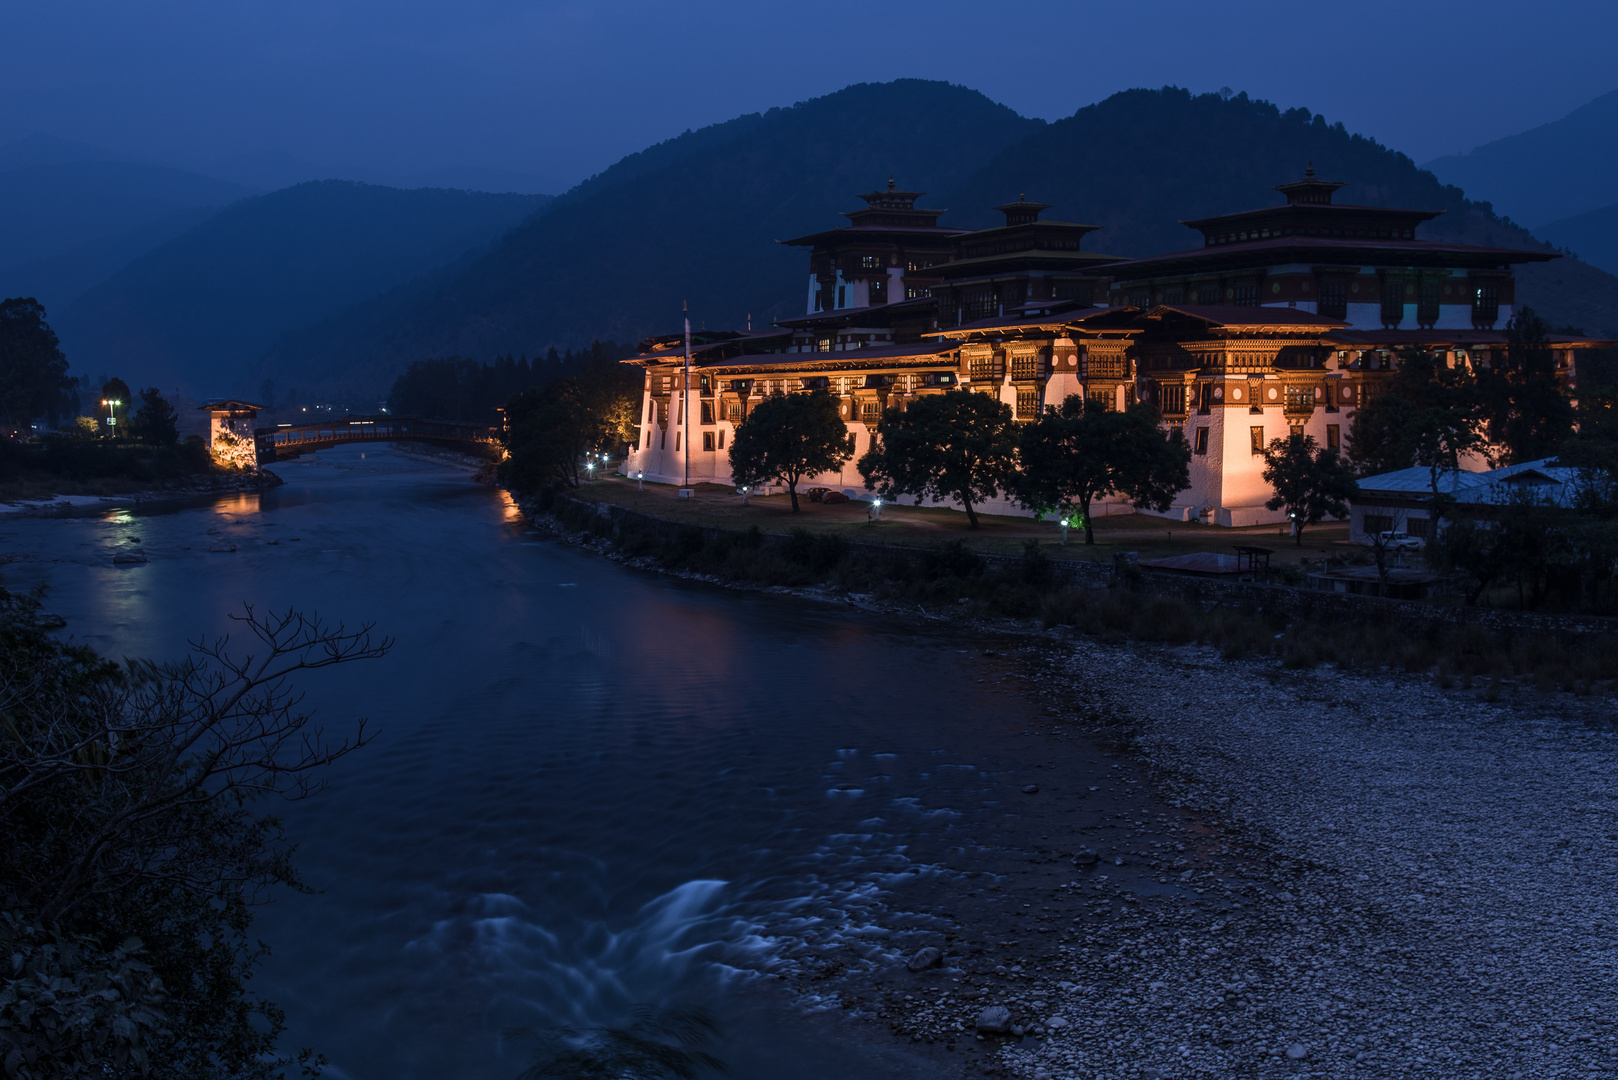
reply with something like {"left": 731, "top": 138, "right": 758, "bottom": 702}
{"left": 10, "top": 79, "right": 1618, "bottom": 403}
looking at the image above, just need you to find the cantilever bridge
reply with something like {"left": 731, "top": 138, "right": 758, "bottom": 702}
{"left": 254, "top": 416, "right": 501, "bottom": 463}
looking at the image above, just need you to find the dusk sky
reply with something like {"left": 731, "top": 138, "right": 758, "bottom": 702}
{"left": 7, "top": 0, "right": 1617, "bottom": 190}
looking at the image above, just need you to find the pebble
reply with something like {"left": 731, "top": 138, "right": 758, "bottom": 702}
{"left": 974, "top": 1005, "right": 1011, "bottom": 1034}
{"left": 1072, "top": 848, "right": 1098, "bottom": 866}
{"left": 905, "top": 946, "right": 943, "bottom": 972}
{"left": 1021, "top": 784, "right": 1039, "bottom": 794}
{"left": 1286, "top": 1042, "right": 1310, "bottom": 1060}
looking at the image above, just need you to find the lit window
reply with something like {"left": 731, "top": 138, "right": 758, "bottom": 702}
{"left": 1250, "top": 426, "right": 1266, "bottom": 455}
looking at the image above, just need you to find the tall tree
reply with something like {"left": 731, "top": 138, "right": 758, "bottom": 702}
{"left": 499, "top": 355, "right": 640, "bottom": 493}
{"left": 129, "top": 387, "right": 180, "bottom": 446}
{"left": 858, "top": 389, "right": 1017, "bottom": 529}
{"left": 1014, "top": 396, "right": 1191, "bottom": 544}
{"left": 0, "top": 297, "right": 76, "bottom": 432}
{"left": 727, "top": 389, "right": 850, "bottom": 511}
{"left": 1348, "top": 347, "right": 1486, "bottom": 504}
{"left": 1480, "top": 306, "right": 1576, "bottom": 464}
{"left": 1261, "top": 433, "right": 1359, "bottom": 545}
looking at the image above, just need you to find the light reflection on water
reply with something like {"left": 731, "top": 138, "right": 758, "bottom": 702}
{"left": 1, "top": 448, "right": 1052, "bottom": 1080}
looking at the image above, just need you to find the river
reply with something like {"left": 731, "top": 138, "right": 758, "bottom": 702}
{"left": 4, "top": 448, "right": 1104, "bottom": 1080}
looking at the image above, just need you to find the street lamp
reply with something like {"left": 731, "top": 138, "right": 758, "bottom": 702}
{"left": 870, "top": 497, "right": 882, "bottom": 523}
{"left": 1059, "top": 517, "right": 1070, "bottom": 546}
{"left": 636, "top": 470, "right": 644, "bottom": 491}
{"left": 586, "top": 461, "right": 596, "bottom": 482}
{"left": 739, "top": 485, "right": 750, "bottom": 506}
{"left": 101, "top": 397, "right": 122, "bottom": 433}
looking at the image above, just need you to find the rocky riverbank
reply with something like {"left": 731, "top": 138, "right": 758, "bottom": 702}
{"left": 518, "top": 498, "right": 1617, "bottom": 1079}
{"left": 0, "top": 469, "right": 281, "bottom": 516}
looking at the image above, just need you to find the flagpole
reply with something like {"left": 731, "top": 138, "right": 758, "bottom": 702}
{"left": 683, "top": 301, "right": 692, "bottom": 490}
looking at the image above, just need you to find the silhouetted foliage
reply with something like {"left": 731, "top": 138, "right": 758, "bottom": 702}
{"left": 505, "top": 1005, "right": 725, "bottom": 1080}
{"left": 1347, "top": 348, "right": 1486, "bottom": 494}
{"left": 728, "top": 389, "right": 851, "bottom": 511}
{"left": 1261, "top": 433, "right": 1359, "bottom": 545}
{"left": 389, "top": 342, "right": 634, "bottom": 424}
{"left": 499, "top": 355, "right": 639, "bottom": 492}
{"left": 0, "top": 298, "right": 76, "bottom": 431}
{"left": 1013, "top": 395, "right": 1190, "bottom": 544}
{"left": 0, "top": 592, "right": 386, "bottom": 1078}
{"left": 1479, "top": 306, "right": 1577, "bottom": 464}
{"left": 859, "top": 390, "right": 1017, "bottom": 529}
{"left": 128, "top": 387, "right": 179, "bottom": 446}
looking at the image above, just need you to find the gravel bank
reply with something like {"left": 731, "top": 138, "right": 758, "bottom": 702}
{"left": 863, "top": 639, "right": 1617, "bottom": 1079}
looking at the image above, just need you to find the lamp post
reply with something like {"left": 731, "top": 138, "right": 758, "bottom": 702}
{"left": 869, "top": 497, "right": 882, "bottom": 524}
{"left": 636, "top": 470, "right": 644, "bottom": 491}
{"left": 586, "top": 461, "right": 595, "bottom": 482}
{"left": 739, "top": 485, "right": 750, "bottom": 506}
{"left": 101, "top": 397, "right": 122, "bottom": 435}
{"left": 1059, "top": 517, "right": 1070, "bottom": 546}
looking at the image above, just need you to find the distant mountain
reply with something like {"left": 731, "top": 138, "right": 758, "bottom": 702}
{"left": 1424, "top": 89, "right": 1618, "bottom": 228}
{"left": 0, "top": 133, "right": 143, "bottom": 170}
{"left": 257, "top": 80, "right": 1042, "bottom": 394}
{"left": 0, "top": 205, "right": 222, "bottom": 312}
{"left": 0, "top": 159, "right": 253, "bottom": 274}
{"left": 945, "top": 87, "right": 1618, "bottom": 337}
{"left": 56, "top": 181, "right": 550, "bottom": 396}
{"left": 259, "top": 82, "right": 1618, "bottom": 397}
{"left": 1536, "top": 202, "right": 1618, "bottom": 277}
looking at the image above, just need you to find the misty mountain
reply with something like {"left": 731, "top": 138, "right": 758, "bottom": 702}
{"left": 259, "top": 82, "right": 1618, "bottom": 398}
{"left": 0, "top": 205, "right": 223, "bottom": 312}
{"left": 258, "top": 80, "right": 1042, "bottom": 394}
{"left": 0, "top": 133, "right": 146, "bottom": 170}
{"left": 55, "top": 181, "right": 550, "bottom": 395}
{"left": 0, "top": 158, "right": 252, "bottom": 274}
{"left": 1537, "top": 202, "right": 1618, "bottom": 278}
{"left": 1424, "top": 89, "right": 1618, "bottom": 228}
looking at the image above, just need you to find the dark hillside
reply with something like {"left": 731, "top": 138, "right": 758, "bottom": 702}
{"left": 257, "top": 80, "right": 1041, "bottom": 395}
{"left": 1424, "top": 88, "right": 1618, "bottom": 228}
{"left": 1537, "top": 202, "right": 1618, "bottom": 277}
{"left": 56, "top": 181, "right": 549, "bottom": 395}
{"left": 946, "top": 88, "right": 1618, "bottom": 337}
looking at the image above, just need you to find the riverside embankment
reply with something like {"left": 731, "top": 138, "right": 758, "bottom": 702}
{"left": 523, "top": 487, "right": 1618, "bottom": 1080}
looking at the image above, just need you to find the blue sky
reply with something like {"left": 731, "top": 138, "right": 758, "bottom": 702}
{"left": 7, "top": 0, "right": 1616, "bottom": 188}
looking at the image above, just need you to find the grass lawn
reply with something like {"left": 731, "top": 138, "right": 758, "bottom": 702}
{"left": 571, "top": 475, "right": 1353, "bottom": 565}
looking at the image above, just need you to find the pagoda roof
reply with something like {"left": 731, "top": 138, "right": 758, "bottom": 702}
{"left": 1110, "top": 235, "right": 1558, "bottom": 278}
{"left": 927, "top": 304, "right": 1142, "bottom": 338}
{"left": 1328, "top": 328, "right": 1614, "bottom": 348}
{"left": 197, "top": 399, "right": 266, "bottom": 412}
{"left": 1140, "top": 304, "right": 1346, "bottom": 332}
{"left": 698, "top": 340, "right": 958, "bottom": 372}
{"left": 774, "top": 295, "right": 936, "bottom": 329}
{"left": 779, "top": 223, "right": 967, "bottom": 247}
{"left": 935, "top": 247, "right": 1124, "bottom": 274}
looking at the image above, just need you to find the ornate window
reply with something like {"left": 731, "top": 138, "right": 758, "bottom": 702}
{"left": 1318, "top": 277, "right": 1347, "bottom": 320}
{"left": 1250, "top": 426, "right": 1266, "bottom": 455}
{"left": 1196, "top": 282, "right": 1221, "bottom": 305}
{"left": 1381, "top": 278, "right": 1405, "bottom": 327}
{"left": 1473, "top": 283, "right": 1499, "bottom": 327}
{"left": 1418, "top": 279, "right": 1441, "bottom": 327}
{"left": 1194, "top": 427, "right": 1209, "bottom": 455}
{"left": 1158, "top": 382, "right": 1186, "bottom": 415}
{"left": 1016, "top": 388, "right": 1040, "bottom": 419}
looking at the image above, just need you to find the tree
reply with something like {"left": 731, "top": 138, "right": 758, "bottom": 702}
{"left": 1480, "top": 306, "right": 1576, "bottom": 464}
{"left": 500, "top": 358, "right": 639, "bottom": 493}
{"left": 1261, "top": 433, "right": 1359, "bottom": 545}
{"left": 728, "top": 388, "right": 850, "bottom": 511}
{"left": 0, "top": 592, "right": 387, "bottom": 1078}
{"left": 0, "top": 297, "right": 76, "bottom": 432}
{"left": 1013, "top": 395, "right": 1191, "bottom": 544}
{"left": 1348, "top": 347, "right": 1485, "bottom": 512}
{"left": 506, "top": 1005, "right": 725, "bottom": 1080}
{"left": 858, "top": 389, "right": 1017, "bottom": 528}
{"left": 128, "top": 387, "right": 180, "bottom": 446}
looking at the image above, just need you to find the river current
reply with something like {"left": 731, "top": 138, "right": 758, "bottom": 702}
{"left": 5, "top": 449, "right": 1080, "bottom": 1080}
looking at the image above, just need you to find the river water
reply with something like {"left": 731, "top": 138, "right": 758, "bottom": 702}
{"left": 4, "top": 449, "right": 1100, "bottom": 1080}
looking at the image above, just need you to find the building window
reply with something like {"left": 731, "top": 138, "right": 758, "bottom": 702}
{"left": 1250, "top": 426, "right": 1266, "bottom": 454}
{"left": 1128, "top": 288, "right": 1151, "bottom": 308}
{"left": 1419, "top": 279, "right": 1441, "bottom": 326}
{"left": 1364, "top": 514, "right": 1394, "bottom": 536}
{"left": 1159, "top": 383, "right": 1186, "bottom": 415}
{"left": 644, "top": 429, "right": 651, "bottom": 449}
{"left": 1196, "top": 282, "right": 1221, "bottom": 305}
{"left": 1381, "top": 278, "right": 1405, "bottom": 327}
{"left": 1473, "top": 283, "right": 1499, "bottom": 326}
{"left": 702, "top": 431, "right": 715, "bottom": 452}
{"left": 725, "top": 400, "right": 744, "bottom": 422}
{"left": 905, "top": 286, "right": 928, "bottom": 300}
{"left": 1284, "top": 385, "right": 1311, "bottom": 410}
{"left": 860, "top": 254, "right": 881, "bottom": 270}
{"left": 700, "top": 401, "right": 714, "bottom": 424}
{"left": 718, "top": 429, "right": 726, "bottom": 448}
{"left": 674, "top": 432, "right": 680, "bottom": 451}
{"left": 870, "top": 277, "right": 887, "bottom": 305}
{"left": 1318, "top": 277, "right": 1347, "bottom": 319}
{"left": 1326, "top": 424, "right": 1340, "bottom": 451}
{"left": 1407, "top": 517, "right": 1430, "bottom": 539}
{"left": 860, "top": 400, "right": 882, "bottom": 424}
{"left": 1161, "top": 284, "right": 1185, "bottom": 305}
{"left": 1016, "top": 388, "right": 1039, "bottom": 419}
{"left": 837, "top": 285, "right": 846, "bottom": 308}
{"left": 1194, "top": 427, "right": 1209, "bottom": 455}
{"left": 968, "top": 353, "right": 1000, "bottom": 381}
{"left": 660, "top": 428, "right": 666, "bottom": 448}
{"left": 1230, "top": 282, "right": 1257, "bottom": 307}
{"left": 1010, "top": 353, "right": 1043, "bottom": 380}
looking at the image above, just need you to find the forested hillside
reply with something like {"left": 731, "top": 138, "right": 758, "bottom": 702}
{"left": 256, "top": 80, "right": 1042, "bottom": 395}
{"left": 54, "top": 181, "right": 549, "bottom": 395}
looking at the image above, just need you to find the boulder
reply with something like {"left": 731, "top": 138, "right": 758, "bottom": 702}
{"left": 975, "top": 1005, "right": 1012, "bottom": 1034}
{"left": 906, "top": 946, "right": 943, "bottom": 972}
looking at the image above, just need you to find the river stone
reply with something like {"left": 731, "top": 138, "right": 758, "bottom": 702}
{"left": 1022, "top": 784, "right": 1039, "bottom": 794}
{"left": 1073, "top": 848, "right": 1099, "bottom": 867}
{"left": 1046, "top": 1016, "right": 1069, "bottom": 1029}
{"left": 906, "top": 946, "right": 943, "bottom": 972}
{"left": 975, "top": 1005, "right": 1012, "bottom": 1033}
{"left": 1286, "top": 1043, "right": 1310, "bottom": 1060}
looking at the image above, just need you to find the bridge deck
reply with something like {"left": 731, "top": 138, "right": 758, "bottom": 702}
{"left": 255, "top": 416, "right": 500, "bottom": 461}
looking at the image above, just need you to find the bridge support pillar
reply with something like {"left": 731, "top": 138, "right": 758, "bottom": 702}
{"left": 198, "top": 400, "right": 266, "bottom": 470}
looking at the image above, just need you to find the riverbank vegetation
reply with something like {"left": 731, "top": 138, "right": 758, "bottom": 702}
{"left": 0, "top": 591, "right": 387, "bottom": 1077}
{"left": 543, "top": 495, "right": 1618, "bottom": 695}
{"left": 389, "top": 342, "right": 635, "bottom": 425}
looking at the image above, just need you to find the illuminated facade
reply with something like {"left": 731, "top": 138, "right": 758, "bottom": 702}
{"left": 624, "top": 173, "right": 1607, "bottom": 525}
